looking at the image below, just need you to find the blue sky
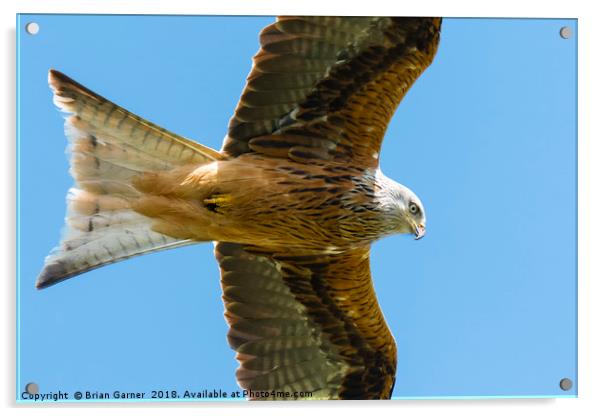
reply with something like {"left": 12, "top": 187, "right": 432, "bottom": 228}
{"left": 17, "top": 15, "right": 577, "bottom": 400}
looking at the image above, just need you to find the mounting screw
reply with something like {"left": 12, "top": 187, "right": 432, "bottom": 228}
{"left": 559, "top": 26, "right": 572, "bottom": 39}
{"left": 25, "top": 22, "right": 40, "bottom": 35}
{"left": 25, "top": 382, "right": 39, "bottom": 395}
{"left": 559, "top": 378, "right": 573, "bottom": 391}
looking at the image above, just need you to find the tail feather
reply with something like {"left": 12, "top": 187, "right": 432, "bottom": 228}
{"left": 49, "top": 69, "right": 223, "bottom": 167}
{"left": 67, "top": 189, "right": 131, "bottom": 215}
{"left": 37, "top": 70, "right": 221, "bottom": 289}
{"left": 67, "top": 210, "right": 147, "bottom": 233}
{"left": 71, "top": 152, "right": 142, "bottom": 183}
{"left": 69, "top": 127, "right": 172, "bottom": 172}
{"left": 37, "top": 225, "right": 192, "bottom": 289}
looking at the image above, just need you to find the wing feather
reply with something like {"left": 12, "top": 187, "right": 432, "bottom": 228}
{"left": 222, "top": 16, "right": 441, "bottom": 168}
{"left": 215, "top": 242, "right": 396, "bottom": 400}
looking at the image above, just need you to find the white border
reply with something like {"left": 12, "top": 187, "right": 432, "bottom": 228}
{"left": 3, "top": 1, "right": 601, "bottom": 416}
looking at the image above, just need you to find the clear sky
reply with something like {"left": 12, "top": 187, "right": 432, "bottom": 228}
{"left": 17, "top": 15, "right": 577, "bottom": 400}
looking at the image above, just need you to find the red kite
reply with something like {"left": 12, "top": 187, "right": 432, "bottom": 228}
{"left": 38, "top": 16, "right": 442, "bottom": 399}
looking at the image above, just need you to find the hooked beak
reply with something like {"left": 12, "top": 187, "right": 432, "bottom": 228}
{"left": 414, "top": 223, "right": 426, "bottom": 240}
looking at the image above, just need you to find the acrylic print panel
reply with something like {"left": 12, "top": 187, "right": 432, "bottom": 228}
{"left": 17, "top": 15, "right": 577, "bottom": 401}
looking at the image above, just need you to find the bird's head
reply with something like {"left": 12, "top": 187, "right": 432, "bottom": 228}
{"left": 404, "top": 192, "right": 426, "bottom": 240}
{"left": 375, "top": 170, "right": 426, "bottom": 240}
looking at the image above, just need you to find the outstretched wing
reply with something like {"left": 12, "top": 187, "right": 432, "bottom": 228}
{"left": 222, "top": 16, "right": 441, "bottom": 168}
{"left": 215, "top": 242, "right": 396, "bottom": 400}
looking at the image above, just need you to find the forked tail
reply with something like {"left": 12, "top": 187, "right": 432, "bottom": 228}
{"left": 37, "top": 70, "right": 222, "bottom": 289}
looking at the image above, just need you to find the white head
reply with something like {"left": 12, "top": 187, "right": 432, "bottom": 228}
{"left": 375, "top": 170, "right": 426, "bottom": 240}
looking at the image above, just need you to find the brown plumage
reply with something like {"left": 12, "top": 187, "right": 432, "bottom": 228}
{"left": 37, "top": 16, "right": 442, "bottom": 399}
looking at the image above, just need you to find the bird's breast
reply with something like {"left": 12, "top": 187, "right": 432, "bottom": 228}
{"left": 210, "top": 157, "right": 390, "bottom": 250}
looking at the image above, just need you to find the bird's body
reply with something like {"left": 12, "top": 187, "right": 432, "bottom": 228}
{"left": 37, "top": 16, "right": 441, "bottom": 399}
{"left": 132, "top": 154, "right": 417, "bottom": 252}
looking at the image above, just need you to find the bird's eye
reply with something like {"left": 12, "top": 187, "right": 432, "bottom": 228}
{"left": 409, "top": 202, "right": 419, "bottom": 215}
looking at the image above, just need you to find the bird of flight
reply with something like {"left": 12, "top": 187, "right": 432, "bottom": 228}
{"left": 37, "top": 16, "right": 441, "bottom": 400}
